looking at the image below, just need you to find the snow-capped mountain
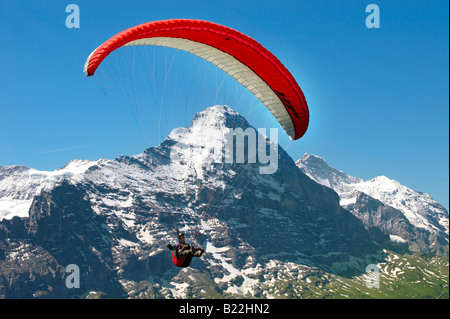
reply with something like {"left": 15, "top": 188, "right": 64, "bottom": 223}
{"left": 296, "top": 154, "right": 449, "bottom": 254}
{"left": 295, "top": 154, "right": 363, "bottom": 197}
{"left": 0, "top": 105, "right": 388, "bottom": 298}
{"left": 0, "top": 159, "right": 101, "bottom": 220}
{"left": 0, "top": 105, "right": 447, "bottom": 299}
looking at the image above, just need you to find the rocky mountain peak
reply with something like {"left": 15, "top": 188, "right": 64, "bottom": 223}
{"left": 297, "top": 153, "right": 449, "bottom": 254}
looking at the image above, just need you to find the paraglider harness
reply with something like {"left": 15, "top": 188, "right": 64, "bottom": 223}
{"left": 168, "top": 229, "right": 204, "bottom": 267}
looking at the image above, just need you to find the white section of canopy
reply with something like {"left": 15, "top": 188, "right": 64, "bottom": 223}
{"left": 83, "top": 45, "right": 99, "bottom": 77}
{"left": 114, "top": 37, "right": 296, "bottom": 139}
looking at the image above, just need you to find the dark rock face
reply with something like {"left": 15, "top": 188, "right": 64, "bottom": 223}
{"left": 216, "top": 157, "right": 383, "bottom": 262}
{"left": 1, "top": 181, "right": 125, "bottom": 298}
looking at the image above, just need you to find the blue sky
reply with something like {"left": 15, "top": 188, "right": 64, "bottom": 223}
{"left": 1, "top": 1, "right": 448, "bottom": 209}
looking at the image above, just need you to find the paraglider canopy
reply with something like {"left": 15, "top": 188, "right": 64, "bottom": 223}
{"left": 84, "top": 19, "right": 309, "bottom": 140}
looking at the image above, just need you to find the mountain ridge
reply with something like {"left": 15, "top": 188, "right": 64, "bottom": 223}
{"left": 296, "top": 153, "right": 449, "bottom": 255}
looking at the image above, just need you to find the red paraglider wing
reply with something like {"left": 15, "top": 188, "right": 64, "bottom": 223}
{"left": 84, "top": 19, "right": 309, "bottom": 140}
